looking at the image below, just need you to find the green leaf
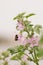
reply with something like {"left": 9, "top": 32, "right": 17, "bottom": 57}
{"left": 39, "top": 35, "right": 43, "bottom": 44}
{"left": 7, "top": 48, "right": 17, "bottom": 55}
{"left": 0, "top": 55, "right": 4, "bottom": 60}
{"left": 7, "top": 45, "right": 25, "bottom": 55}
{"left": 37, "top": 48, "right": 43, "bottom": 58}
{"left": 25, "top": 13, "right": 35, "bottom": 18}
{"left": 2, "top": 51, "right": 10, "bottom": 58}
{"left": 34, "top": 25, "right": 42, "bottom": 34}
{"left": 27, "top": 24, "right": 33, "bottom": 30}
{"left": 33, "top": 46, "right": 39, "bottom": 51}
{"left": 13, "top": 12, "right": 26, "bottom": 20}
{"left": 17, "top": 45, "right": 25, "bottom": 52}
{"left": 7, "top": 47, "right": 18, "bottom": 54}
{"left": 11, "top": 52, "right": 24, "bottom": 60}
{"left": 21, "top": 61, "right": 27, "bottom": 65}
{"left": 24, "top": 20, "right": 31, "bottom": 26}
{"left": 11, "top": 55, "right": 19, "bottom": 60}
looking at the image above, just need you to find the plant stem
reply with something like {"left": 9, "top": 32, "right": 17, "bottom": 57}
{"left": 34, "top": 49, "right": 39, "bottom": 65}
{"left": 31, "top": 53, "right": 34, "bottom": 60}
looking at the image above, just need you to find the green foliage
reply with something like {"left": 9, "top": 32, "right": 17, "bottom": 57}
{"left": 29, "top": 48, "right": 33, "bottom": 54}
{"left": 0, "top": 55, "right": 4, "bottom": 60}
{"left": 21, "top": 61, "right": 27, "bottom": 65}
{"left": 23, "top": 20, "right": 31, "bottom": 26}
{"left": 13, "top": 12, "right": 35, "bottom": 22}
{"left": 13, "top": 12, "right": 26, "bottom": 20}
{"left": 8, "top": 45, "right": 25, "bottom": 55}
{"left": 26, "top": 24, "right": 33, "bottom": 31}
{"left": 34, "top": 25, "right": 42, "bottom": 34}
{"left": 13, "top": 12, "right": 42, "bottom": 36}
{"left": 39, "top": 35, "right": 43, "bottom": 44}
{"left": 25, "top": 43, "right": 30, "bottom": 50}
{"left": 3, "top": 61, "right": 8, "bottom": 65}
{"left": 2, "top": 51, "right": 10, "bottom": 59}
{"left": 11, "top": 52, "right": 24, "bottom": 60}
{"left": 27, "top": 56, "right": 33, "bottom": 61}
{"left": 33, "top": 46, "right": 39, "bottom": 51}
{"left": 7, "top": 48, "right": 17, "bottom": 55}
{"left": 24, "top": 21, "right": 34, "bottom": 37}
{"left": 17, "top": 45, "right": 25, "bottom": 52}
{"left": 10, "top": 45, "right": 27, "bottom": 60}
{"left": 11, "top": 55, "right": 19, "bottom": 60}
{"left": 37, "top": 48, "right": 43, "bottom": 58}
{"left": 25, "top": 13, "right": 35, "bottom": 18}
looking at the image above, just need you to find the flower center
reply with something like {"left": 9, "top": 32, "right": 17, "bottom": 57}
{"left": 32, "top": 40, "right": 36, "bottom": 44}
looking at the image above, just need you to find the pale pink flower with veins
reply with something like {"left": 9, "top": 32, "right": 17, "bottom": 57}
{"left": 17, "top": 22, "right": 24, "bottom": 31}
{"left": 18, "top": 34, "right": 28, "bottom": 45}
{"left": 28, "top": 36, "right": 39, "bottom": 47}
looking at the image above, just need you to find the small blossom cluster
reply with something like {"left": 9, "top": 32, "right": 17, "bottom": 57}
{"left": 15, "top": 20, "right": 39, "bottom": 47}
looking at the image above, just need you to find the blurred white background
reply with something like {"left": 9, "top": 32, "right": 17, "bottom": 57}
{"left": 0, "top": 0, "right": 43, "bottom": 39}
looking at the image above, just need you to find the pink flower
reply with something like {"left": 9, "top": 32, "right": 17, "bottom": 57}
{"left": 28, "top": 36, "right": 39, "bottom": 47}
{"left": 17, "top": 22, "right": 24, "bottom": 31}
{"left": 18, "top": 34, "right": 28, "bottom": 45}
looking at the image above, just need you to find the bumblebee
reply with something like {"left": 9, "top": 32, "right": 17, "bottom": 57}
{"left": 15, "top": 35, "right": 18, "bottom": 41}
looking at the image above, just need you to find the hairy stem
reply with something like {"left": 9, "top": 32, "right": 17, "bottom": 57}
{"left": 34, "top": 50, "right": 39, "bottom": 65}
